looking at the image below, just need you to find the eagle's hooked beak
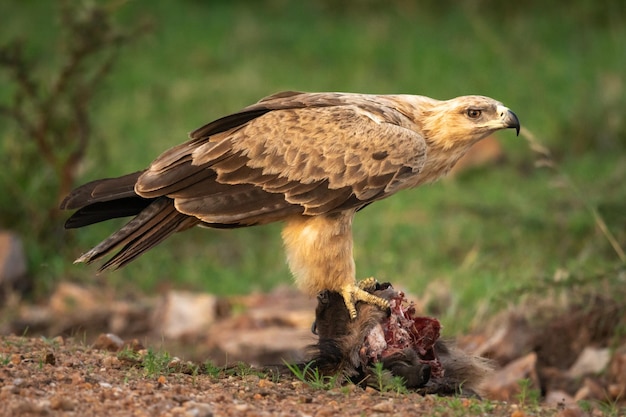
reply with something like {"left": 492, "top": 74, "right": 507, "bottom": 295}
{"left": 497, "top": 105, "right": 520, "bottom": 136}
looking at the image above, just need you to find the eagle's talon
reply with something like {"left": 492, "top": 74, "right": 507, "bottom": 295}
{"left": 357, "top": 277, "right": 379, "bottom": 292}
{"left": 341, "top": 280, "right": 391, "bottom": 319}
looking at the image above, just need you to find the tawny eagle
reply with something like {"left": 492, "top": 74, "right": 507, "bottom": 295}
{"left": 61, "top": 91, "right": 520, "bottom": 318}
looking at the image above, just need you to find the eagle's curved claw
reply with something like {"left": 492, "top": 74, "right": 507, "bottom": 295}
{"left": 341, "top": 278, "right": 390, "bottom": 319}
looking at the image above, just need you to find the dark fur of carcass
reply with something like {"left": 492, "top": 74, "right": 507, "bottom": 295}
{"left": 309, "top": 283, "right": 492, "bottom": 396}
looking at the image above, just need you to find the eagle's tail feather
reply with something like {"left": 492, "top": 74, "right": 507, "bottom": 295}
{"left": 60, "top": 171, "right": 145, "bottom": 210}
{"left": 61, "top": 171, "right": 153, "bottom": 228}
{"left": 64, "top": 197, "right": 153, "bottom": 229}
{"left": 74, "top": 197, "right": 198, "bottom": 270}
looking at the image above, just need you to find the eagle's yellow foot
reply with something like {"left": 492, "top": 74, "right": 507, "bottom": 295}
{"left": 340, "top": 278, "right": 390, "bottom": 319}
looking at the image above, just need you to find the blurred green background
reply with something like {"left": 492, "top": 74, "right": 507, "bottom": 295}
{"left": 1, "top": 0, "right": 624, "bottom": 333}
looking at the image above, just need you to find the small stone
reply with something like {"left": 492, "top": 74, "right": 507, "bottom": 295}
{"left": 258, "top": 378, "right": 274, "bottom": 389}
{"left": 0, "top": 231, "right": 27, "bottom": 293}
{"left": 153, "top": 290, "right": 219, "bottom": 339}
{"left": 371, "top": 400, "right": 394, "bottom": 413}
{"left": 291, "top": 381, "right": 305, "bottom": 390}
{"left": 574, "top": 378, "right": 606, "bottom": 401}
{"left": 608, "top": 383, "right": 625, "bottom": 400}
{"left": 315, "top": 406, "right": 337, "bottom": 417}
{"left": 102, "top": 355, "right": 120, "bottom": 369}
{"left": 464, "top": 312, "right": 534, "bottom": 365}
{"left": 480, "top": 352, "right": 539, "bottom": 401}
{"left": 234, "top": 403, "right": 249, "bottom": 412}
{"left": 50, "top": 395, "right": 75, "bottom": 411}
{"left": 168, "top": 357, "right": 182, "bottom": 368}
{"left": 364, "top": 386, "right": 378, "bottom": 394}
{"left": 44, "top": 352, "right": 55, "bottom": 365}
{"left": 49, "top": 282, "right": 97, "bottom": 314}
{"left": 92, "top": 333, "right": 125, "bottom": 352}
{"left": 126, "top": 338, "right": 145, "bottom": 352}
{"left": 0, "top": 385, "right": 18, "bottom": 398}
{"left": 544, "top": 390, "right": 576, "bottom": 407}
{"left": 568, "top": 347, "right": 611, "bottom": 378}
{"left": 70, "top": 372, "right": 84, "bottom": 385}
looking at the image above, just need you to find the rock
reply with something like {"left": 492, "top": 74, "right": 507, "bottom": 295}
{"left": 49, "top": 395, "right": 75, "bottom": 411}
{"left": 180, "top": 401, "right": 214, "bottom": 417}
{"left": 567, "top": 346, "right": 611, "bottom": 378}
{"left": 481, "top": 352, "right": 539, "bottom": 401}
{"left": 544, "top": 389, "right": 576, "bottom": 407}
{"left": 49, "top": 282, "right": 98, "bottom": 314}
{"left": 230, "top": 285, "right": 317, "bottom": 320}
{"left": 460, "top": 311, "right": 534, "bottom": 365}
{"left": 245, "top": 305, "right": 316, "bottom": 330}
{"left": 152, "top": 291, "right": 220, "bottom": 339}
{"left": 370, "top": 400, "right": 395, "bottom": 413}
{"left": 203, "top": 287, "right": 317, "bottom": 365}
{"left": 93, "top": 333, "right": 125, "bottom": 352}
{"left": 0, "top": 231, "right": 28, "bottom": 293}
{"left": 257, "top": 378, "right": 274, "bottom": 389}
{"left": 574, "top": 377, "right": 606, "bottom": 402}
{"left": 206, "top": 325, "right": 312, "bottom": 366}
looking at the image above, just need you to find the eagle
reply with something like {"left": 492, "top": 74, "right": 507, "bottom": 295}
{"left": 61, "top": 91, "right": 520, "bottom": 318}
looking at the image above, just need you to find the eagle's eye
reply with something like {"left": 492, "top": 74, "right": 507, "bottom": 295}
{"left": 466, "top": 109, "right": 482, "bottom": 119}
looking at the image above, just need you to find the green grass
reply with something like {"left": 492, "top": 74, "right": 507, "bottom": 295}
{"left": 285, "top": 360, "right": 341, "bottom": 390}
{"left": 1, "top": 1, "right": 625, "bottom": 334}
{"left": 370, "top": 361, "right": 409, "bottom": 394}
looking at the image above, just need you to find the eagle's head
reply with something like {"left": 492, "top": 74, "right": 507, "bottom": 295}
{"left": 421, "top": 95, "right": 520, "bottom": 151}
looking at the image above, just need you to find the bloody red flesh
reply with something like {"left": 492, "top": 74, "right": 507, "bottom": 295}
{"left": 361, "top": 288, "right": 444, "bottom": 378}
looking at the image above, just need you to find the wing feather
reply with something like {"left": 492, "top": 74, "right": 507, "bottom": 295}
{"left": 135, "top": 93, "right": 427, "bottom": 225}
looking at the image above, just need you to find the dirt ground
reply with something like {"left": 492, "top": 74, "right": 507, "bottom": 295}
{"left": 1, "top": 279, "right": 625, "bottom": 416}
{"left": 0, "top": 334, "right": 603, "bottom": 417}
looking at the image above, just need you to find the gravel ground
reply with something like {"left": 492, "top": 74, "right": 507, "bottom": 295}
{"left": 0, "top": 335, "right": 595, "bottom": 417}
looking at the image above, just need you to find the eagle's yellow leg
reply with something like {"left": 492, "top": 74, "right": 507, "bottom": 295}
{"left": 282, "top": 214, "right": 389, "bottom": 319}
{"left": 340, "top": 277, "right": 390, "bottom": 319}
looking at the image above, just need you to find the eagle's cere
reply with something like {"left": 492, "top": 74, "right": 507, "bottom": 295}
{"left": 61, "top": 91, "right": 520, "bottom": 318}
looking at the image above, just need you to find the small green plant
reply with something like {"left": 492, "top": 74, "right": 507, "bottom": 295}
{"left": 467, "top": 399, "right": 496, "bottom": 414}
{"left": 203, "top": 360, "right": 223, "bottom": 378}
{"left": 597, "top": 399, "right": 625, "bottom": 417}
{"left": 40, "top": 335, "right": 60, "bottom": 348}
{"left": 117, "top": 346, "right": 140, "bottom": 363}
{"left": 141, "top": 348, "right": 172, "bottom": 377}
{"left": 285, "top": 360, "right": 340, "bottom": 390}
{"left": 579, "top": 390, "right": 625, "bottom": 417}
{"left": 225, "top": 361, "right": 267, "bottom": 379}
{"left": 515, "top": 378, "right": 541, "bottom": 410}
{"left": 0, "top": 354, "right": 11, "bottom": 366}
{"left": 369, "top": 361, "right": 408, "bottom": 394}
{"left": 432, "top": 396, "right": 464, "bottom": 416}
